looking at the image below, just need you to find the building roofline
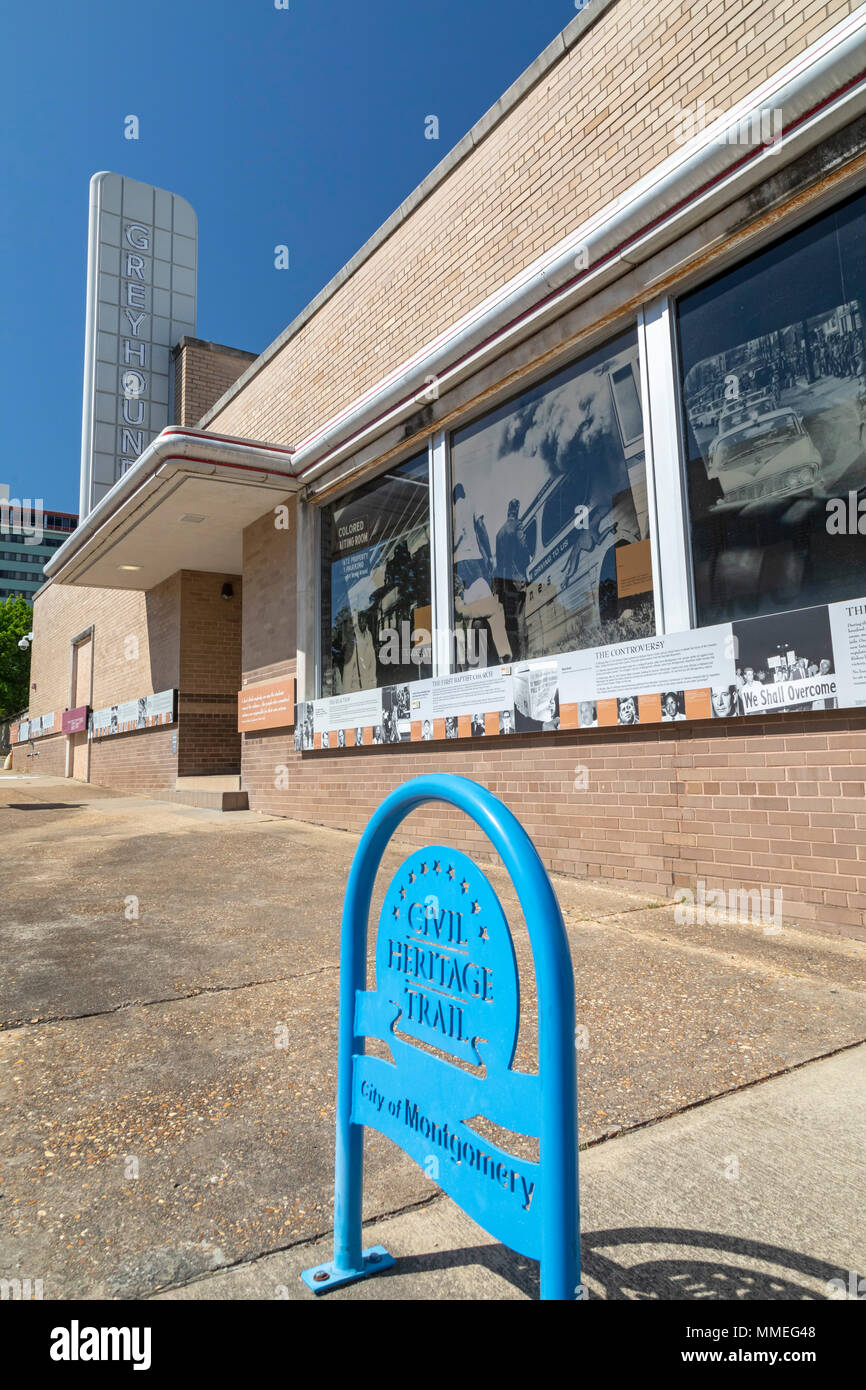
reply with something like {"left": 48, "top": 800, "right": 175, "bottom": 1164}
{"left": 172, "top": 336, "right": 258, "bottom": 362}
{"left": 198, "top": 0, "right": 618, "bottom": 429}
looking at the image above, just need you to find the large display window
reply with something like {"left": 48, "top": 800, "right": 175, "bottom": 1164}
{"left": 677, "top": 187, "right": 866, "bottom": 627}
{"left": 319, "top": 453, "right": 431, "bottom": 697}
{"left": 449, "top": 328, "right": 654, "bottom": 668}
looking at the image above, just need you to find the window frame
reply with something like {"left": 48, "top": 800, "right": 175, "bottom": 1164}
{"left": 670, "top": 181, "right": 866, "bottom": 632}
{"left": 445, "top": 320, "right": 661, "bottom": 670}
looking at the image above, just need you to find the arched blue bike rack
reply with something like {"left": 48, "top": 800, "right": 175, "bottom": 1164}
{"left": 301, "top": 773, "right": 580, "bottom": 1300}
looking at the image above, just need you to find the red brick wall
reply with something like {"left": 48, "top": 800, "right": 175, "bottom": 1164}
{"left": 241, "top": 706, "right": 866, "bottom": 940}
{"left": 172, "top": 338, "right": 257, "bottom": 428}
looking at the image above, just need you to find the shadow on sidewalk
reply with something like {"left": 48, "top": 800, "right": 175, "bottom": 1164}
{"left": 371, "top": 1226, "right": 843, "bottom": 1300}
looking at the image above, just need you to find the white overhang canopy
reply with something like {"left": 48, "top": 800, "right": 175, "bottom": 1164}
{"left": 44, "top": 428, "right": 300, "bottom": 590}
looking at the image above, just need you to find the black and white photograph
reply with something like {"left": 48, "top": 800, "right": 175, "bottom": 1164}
{"left": 513, "top": 660, "right": 561, "bottom": 732}
{"left": 451, "top": 330, "right": 654, "bottom": 671}
{"left": 382, "top": 684, "right": 411, "bottom": 742}
{"left": 732, "top": 605, "right": 838, "bottom": 713}
{"left": 680, "top": 189, "right": 866, "bottom": 627}
{"left": 660, "top": 691, "right": 686, "bottom": 721}
{"left": 578, "top": 699, "right": 598, "bottom": 728}
{"left": 617, "top": 694, "right": 640, "bottom": 725}
{"left": 711, "top": 685, "right": 740, "bottom": 718}
{"left": 320, "top": 454, "right": 432, "bottom": 698}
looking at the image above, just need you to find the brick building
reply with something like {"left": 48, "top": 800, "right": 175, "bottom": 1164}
{"left": 16, "top": 0, "right": 866, "bottom": 937}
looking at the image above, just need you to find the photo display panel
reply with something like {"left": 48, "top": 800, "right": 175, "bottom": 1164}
{"left": 449, "top": 328, "right": 654, "bottom": 671}
{"left": 319, "top": 452, "right": 432, "bottom": 698}
{"left": 677, "top": 185, "right": 866, "bottom": 627}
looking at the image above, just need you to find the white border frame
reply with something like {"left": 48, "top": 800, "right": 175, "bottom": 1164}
{"left": 429, "top": 429, "right": 453, "bottom": 677}
{"left": 639, "top": 296, "right": 693, "bottom": 635}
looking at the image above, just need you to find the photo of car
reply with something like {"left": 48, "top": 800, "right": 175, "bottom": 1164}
{"left": 706, "top": 405, "right": 823, "bottom": 510}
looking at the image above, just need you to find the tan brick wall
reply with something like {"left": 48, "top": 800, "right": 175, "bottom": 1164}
{"left": 177, "top": 570, "right": 243, "bottom": 775}
{"left": 20, "top": 570, "right": 243, "bottom": 784}
{"left": 172, "top": 339, "right": 257, "bottom": 428}
{"left": 25, "top": 577, "right": 180, "bottom": 716}
{"left": 207, "top": 0, "right": 858, "bottom": 449}
{"left": 14, "top": 577, "right": 181, "bottom": 784}
{"left": 241, "top": 503, "right": 297, "bottom": 684}
{"left": 89, "top": 725, "right": 178, "bottom": 792}
{"left": 15, "top": 732, "right": 67, "bottom": 778}
{"left": 240, "top": 707, "right": 866, "bottom": 941}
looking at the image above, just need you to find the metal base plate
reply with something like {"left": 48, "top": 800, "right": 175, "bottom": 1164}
{"left": 300, "top": 1246, "right": 395, "bottom": 1294}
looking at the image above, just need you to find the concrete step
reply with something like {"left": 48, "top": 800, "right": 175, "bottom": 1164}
{"left": 174, "top": 775, "right": 242, "bottom": 792}
{"left": 161, "top": 788, "right": 249, "bottom": 811}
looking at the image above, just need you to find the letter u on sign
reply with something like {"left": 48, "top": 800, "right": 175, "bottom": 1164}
{"left": 301, "top": 773, "right": 580, "bottom": 1300}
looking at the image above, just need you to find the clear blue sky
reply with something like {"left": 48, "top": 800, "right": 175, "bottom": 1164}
{"left": 0, "top": 0, "right": 578, "bottom": 513}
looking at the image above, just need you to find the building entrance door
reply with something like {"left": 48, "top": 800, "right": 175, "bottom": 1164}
{"left": 68, "top": 634, "right": 92, "bottom": 782}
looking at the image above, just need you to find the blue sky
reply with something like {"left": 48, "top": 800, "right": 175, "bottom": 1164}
{"left": 0, "top": 0, "right": 578, "bottom": 513}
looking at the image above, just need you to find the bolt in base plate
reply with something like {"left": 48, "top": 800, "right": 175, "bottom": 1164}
{"left": 300, "top": 1245, "right": 395, "bottom": 1294}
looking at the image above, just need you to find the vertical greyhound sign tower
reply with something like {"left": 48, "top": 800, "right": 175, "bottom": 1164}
{"left": 302, "top": 774, "right": 580, "bottom": 1300}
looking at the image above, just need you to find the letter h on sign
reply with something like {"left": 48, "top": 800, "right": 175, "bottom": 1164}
{"left": 301, "top": 774, "right": 580, "bottom": 1300}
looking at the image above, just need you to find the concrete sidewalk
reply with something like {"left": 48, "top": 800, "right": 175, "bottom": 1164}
{"left": 155, "top": 1045, "right": 866, "bottom": 1301}
{"left": 1, "top": 774, "right": 864, "bottom": 1300}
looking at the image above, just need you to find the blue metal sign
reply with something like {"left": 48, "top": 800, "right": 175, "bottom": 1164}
{"left": 301, "top": 773, "right": 579, "bottom": 1300}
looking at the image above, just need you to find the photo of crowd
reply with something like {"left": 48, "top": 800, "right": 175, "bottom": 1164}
{"left": 730, "top": 605, "right": 837, "bottom": 713}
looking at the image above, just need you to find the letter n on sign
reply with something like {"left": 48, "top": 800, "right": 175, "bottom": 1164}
{"left": 301, "top": 773, "right": 580, "bottom": 1300}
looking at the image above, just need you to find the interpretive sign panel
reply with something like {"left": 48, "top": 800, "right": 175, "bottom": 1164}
{"left": 238, "top": 678, "right": 295, "bottom": 732}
